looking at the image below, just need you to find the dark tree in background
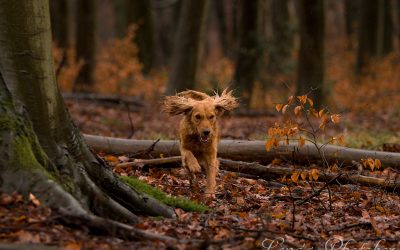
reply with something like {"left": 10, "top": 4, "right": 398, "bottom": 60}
{"left": 165, "top": 0, "right": 209, "bottom": 95}
{"left": 153, "top": 1, "right": 181, "bottom": 68}
{"left": 50, "top": 0, "right": 69, "bottom": 48}
{"left": 269, "top": 0, "right": 293, "bottom": 74}
{"left": 296, "top": 0, "right": 325, "bottom": 107}
{"left": 126, "top": 0, "right": 155, "bottom": 74}
{"left": 344, "top": 0, "right": 357, "bottom": 49}
{"left": 233, "top": 0, "right": 263, "bottom": 108}
{"left": 75, "top": 0, "right": 96, "bottom": 91}
{"left": 113, "top": 0, "right": 127, "bottom": 38}
{"left": 356, "top": 0, "right": 393, "bottom": 74}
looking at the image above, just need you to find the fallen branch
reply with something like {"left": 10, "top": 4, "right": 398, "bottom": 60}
{"left": 112, "top": 154, "right": 400, "bottom": 193}
{"left": 296, "top": 174, "right": 342, "bottom": 205}
{"left": 115, "top": 156, "right": 181, "bottom": 169}
{"left": 219, "top": 159, "right": 400, "bottom": 193}
{"left": 63, "top": 92, "right": 145, "bottom": 108}
{"left": 84, "top": 135, "right": 400, "bottom": 168}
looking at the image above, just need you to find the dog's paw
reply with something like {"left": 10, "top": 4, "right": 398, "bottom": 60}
{"left": 187, "top": 161, "right": 202, "bottom": 173}
{"left": 204, "top": 191, "right": 216, "bottom": 199}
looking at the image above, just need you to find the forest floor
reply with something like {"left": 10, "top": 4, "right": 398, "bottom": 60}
{"left": 1, "top": 100, "right": 400, "bottom": 249}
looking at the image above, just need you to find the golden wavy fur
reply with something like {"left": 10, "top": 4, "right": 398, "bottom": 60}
{"left": 163, "top": 89, "right": 238, "bottom": 197}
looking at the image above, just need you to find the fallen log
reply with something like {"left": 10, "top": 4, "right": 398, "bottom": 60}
{"left": 62, "top": 92, "right": 146, "bottom": 108}
{"left": 84, "top": 135, "right": 400, "bottom": 168}
{"left": 114, "top": 155, "right": 400, "bottom": 193}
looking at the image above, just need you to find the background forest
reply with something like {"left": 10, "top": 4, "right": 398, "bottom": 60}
{"left": 52, "top": 0, "right": 399, "bottom": 144}
{"left": 1, "top": 0, "right": 400, "bottom": 249}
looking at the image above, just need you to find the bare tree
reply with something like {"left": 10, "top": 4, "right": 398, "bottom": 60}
{"left": 75, "top": 0, "right": 96, "bottom": 91}
{"left": 126, "top": 0, "right": 155, "bottom": 74}
{"left": 232, "top": 0, "right": 263, "bottom": 108}
{"left": 296, "top": 0, "right": 325, "bottom": 107}
{"left": 356, "top": 0, "right": 393, "bottom": 74}
{"left": 165, "top": 0, "right": 209, "bottom": 95}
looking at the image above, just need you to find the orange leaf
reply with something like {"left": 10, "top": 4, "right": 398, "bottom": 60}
{"left": 282, "top": 104, "right": 289, "bottom": 114}
{"left": 291, "top": 171, "right": 300, "bottom": 183}
{"left": 318, "top": 109, "right": 325, "bottom": 117}
{"left": 367, "top": 158, "right": 375, "bottom": 171}
{"left": 374, "top": 159, "right": 382, "bottom": 169}
{"left": 311, "top": 169, "right": 319, "bottom": 181}
{"left": 287, "top": 95, "right": 294, "bottom": 104}
{"left": 330, "top": 114, "right": 341, "bottom": 124}
{"left": 275, "top": 104, "right": 283, "bottom": 112}
{"left": 300, "top": 172, "right": 307, "bottom": 180}
{"left": 297, "top": 95, "right": 307, "bottom": 105}
{"left": 307, "top": 98, "right": 314, "bottom": 107}
{"left": 294, "top": 106, "right": 302, "bottom": 116}
{"left": 29, "top": 193, "right": 40, "bottom": 206}
{"left": 265, "top": 139, "right": 273, "bottom": 152}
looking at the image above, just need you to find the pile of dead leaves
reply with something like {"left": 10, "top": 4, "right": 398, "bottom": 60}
{"left": 97, "top": 153, "right": 400, "bottom": 248}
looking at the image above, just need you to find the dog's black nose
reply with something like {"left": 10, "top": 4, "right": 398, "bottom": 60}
{"left": 203, "top": 130, "right": 210, "bottom": 136}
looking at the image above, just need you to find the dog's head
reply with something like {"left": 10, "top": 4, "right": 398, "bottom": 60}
{"left": 163, "top": 89, "right": 238, "bottom": 143}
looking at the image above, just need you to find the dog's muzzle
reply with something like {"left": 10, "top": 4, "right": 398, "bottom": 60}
{"left": 200, "top": 130, "right": 210, "bottom": 143}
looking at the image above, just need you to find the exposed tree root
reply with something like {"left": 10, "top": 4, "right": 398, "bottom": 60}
{"left": 84, "top": 135, "right": 400, "bottom": 168}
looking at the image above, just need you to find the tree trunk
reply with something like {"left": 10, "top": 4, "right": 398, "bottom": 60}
{"left": 50, "top": 0, "right": 69, "bottom": 48}
{"left": 153, "top": 1, "right": 181, "bottom": 68}
{"left": 75, "top": 0, "right": 96, "bottom": 91}
{"left": 0, "top": 0, "right": 174, "bottom": 231}
{"left": 269, "top": 0, "right": 293, "bottom": 74}
{"left": 165, "top": 0, "right": 209, "bottom": 95}
{"left": 356, "top": 0, "right": 393, "bottom": 74}
{"left": 376, "top": 0, "right": 393, "bottom": 57}
{"left": 295, "top": 0, "right": 325, "bottom": 107}
{"left": 84, "top": 135, "right": 400, "bottom": 169}
{"left": 344, "top": 0, "right": 357, "bottom": 49}
{"left": 113, "top": 0, "right": 127, "bottom": 38}
{"left": 126, "top": 0, "right": 154, "bottom": 74}
{"left": 232, "top": 0, "right": 263, "bottom": 108}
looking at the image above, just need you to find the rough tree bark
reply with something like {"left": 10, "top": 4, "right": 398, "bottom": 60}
{"left": 75, "top": 0, "right": 96, "bottom": 91}
{"left": 165, "top": 0, "right": 209, "bottom": 95}
{"left": 232, "top": 0, "right": 263, "bottom": 108}
{"left": 126, "top": 0, "right": 155, "bottom": 74}
{"left": 296, "top": 0, "right": 325, "bottom": 107}
{"left": 0, "top": 0, "right": 174, "bottom": 232}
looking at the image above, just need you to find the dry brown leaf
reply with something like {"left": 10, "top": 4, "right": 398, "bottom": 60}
{"left": 294, "top": 106, "right": 302, "bottom": 116}
{"left": 275, "top": 103, "right": 283, "bottom": 112}
{"left": 282, "top": 104, "right": 289, "bottom": 114}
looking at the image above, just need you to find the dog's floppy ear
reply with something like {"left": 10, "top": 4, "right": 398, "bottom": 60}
{"left": 177, "top": 90, "right": 210, "bottom": 101}
{"left": 163, "top": 95, "right": 194, "bottom": 115}
{"left": 213, "top": 89, "right": 239, "bottom": 115}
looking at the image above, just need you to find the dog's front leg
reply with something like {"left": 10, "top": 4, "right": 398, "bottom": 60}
{"left": 181, "top": 148, "right": 201, "bottom": 173}
{"left": 205, "top": 152, "right": 219, "bottom": 198}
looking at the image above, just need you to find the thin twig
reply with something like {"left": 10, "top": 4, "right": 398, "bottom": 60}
{"left": 297, "top": 173, "right": 342, "bottom": 205}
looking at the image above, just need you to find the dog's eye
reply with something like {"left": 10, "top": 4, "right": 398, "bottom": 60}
{"left": 195, "top": 114, "right": 201, "bottom": 120}
{"left": 209, "top": 115, "right": 214, "bottom": 119}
